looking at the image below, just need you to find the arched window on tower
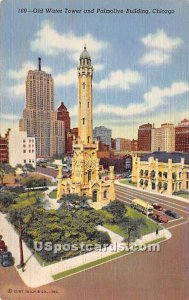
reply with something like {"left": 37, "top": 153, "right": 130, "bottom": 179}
{"left": 88, "top": 136, "right": 90, "bottom": 143}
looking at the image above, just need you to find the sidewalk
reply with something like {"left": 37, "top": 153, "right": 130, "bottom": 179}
{"left": 116, "top": 180, "right": 189, "bottom": 204}
{"left": 0, "top": 212, "right": 171, "bottom": 288}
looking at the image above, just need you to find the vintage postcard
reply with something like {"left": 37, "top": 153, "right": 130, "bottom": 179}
{"left": 0, "top": 0, "right": 188, "bottom": 299}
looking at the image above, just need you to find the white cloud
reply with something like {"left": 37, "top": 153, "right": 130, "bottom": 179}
{"left": 54, "top": 63, "right": 104, "bottom": 87}
{"left": 54, "top": 68, "right": 77, "bottom": 86}
{"left": 94, "top": 69, "right": 143, "bottom": 90}
{"left": 141, "top": 29, "right": 182, "bottom": 52}
{"left": 30, "top": 21, "right": 108, "bottom": 62}
{"left": 70, "top": 81, "right": 189, "bottom": 118}
{"left": 0, "top": 113, "right": 20, "bottom": 121}
{"left": 9, "top": 83, "right": 25, "bottom": 97}
{"left": 140, "top": 29, "right": 183, "bottom": 66}
{"left": 139, "top": 50, "right": 170, "bottom": 66}
{"left": 94, "top": 63, "right": 105, "bottom": 72}
{"left": 8, "top": 61, "right": 52, "bottom": 80}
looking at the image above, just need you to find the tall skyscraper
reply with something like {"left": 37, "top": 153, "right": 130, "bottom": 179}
{"left": 20, "top": 58, "right": 54, "bottom": 157}
{"left": 57, "top": 46, "right": 115, "bottom": 205}
{"left": 138, "top": 123, "right": 152, "bottom": 151}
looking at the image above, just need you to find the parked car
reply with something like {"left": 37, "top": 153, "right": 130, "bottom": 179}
{"left": 152, "top": 212, "right": 169, "bottom": 223}
{"left": 164, "top": 210, "right": 180, "bottom": 219}
{"left": 0, "top": 251, "right": 14, "bottom": 267}
{"left": 152, "top": 203, "right": 163, "bottom": 211}
{"left": 0, "top": 240, "right": 6, "bottom": 252}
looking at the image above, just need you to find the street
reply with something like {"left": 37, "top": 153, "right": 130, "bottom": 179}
{"left": 0, "top": 184, "right": 188, "bottom": 300}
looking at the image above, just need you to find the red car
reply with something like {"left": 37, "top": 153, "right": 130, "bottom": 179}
{"left": 152, "top": 212, "right": 169, "bottom": 223}
{"left": 152, "top": 203, "right": 163, "bottom": 211}
{"left": 0, "top": 240, "right": 6, "bottom": 252}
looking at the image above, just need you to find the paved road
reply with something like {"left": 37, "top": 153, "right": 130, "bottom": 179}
{"left": 115, "top": 184, "right": 189, "bottom": 230}
{"left": 0, "top": 185, "right": 188, "bottom": 300}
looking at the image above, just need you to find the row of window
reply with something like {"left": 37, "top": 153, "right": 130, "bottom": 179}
{"left": 23, "top": 139, "right": 35, "bottom": 143}
{"left": 23, "top": 159, "right": 35, "bottom": 164}
{"left": 23, "top": 150, "right": 35, "bottom": 153}
{"left": 139, "top": 169, "right": 188, "bottom": 179}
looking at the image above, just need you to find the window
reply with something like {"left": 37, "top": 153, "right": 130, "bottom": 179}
{"left": 104, "top": 191, "right": 107, "bottom": 199}
{"left": 23, "top": 139, "right": 26, "bottom": 143}
{"left": 23, "top": 150, "right": 26, "bottom": 153}
{"left": 29, "top": 150, "right": 31, "bottom": 153}
{"left": 88, "top": 171, "right": 92, "bottom": 182}
{"left": 24, "top": 159, "right": 26, "bottom": 163}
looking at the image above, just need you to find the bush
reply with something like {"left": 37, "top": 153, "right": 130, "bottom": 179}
{"left": 95, "top": 231, "right": 111, "bottom": 245}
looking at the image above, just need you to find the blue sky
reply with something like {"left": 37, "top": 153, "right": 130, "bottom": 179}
{"left": 0, "top": 0, "right": 189, "bottom": 139}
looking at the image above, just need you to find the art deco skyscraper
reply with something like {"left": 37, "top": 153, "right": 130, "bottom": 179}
{"left": 20, "top": 58, "right": 54, "bottom": 157}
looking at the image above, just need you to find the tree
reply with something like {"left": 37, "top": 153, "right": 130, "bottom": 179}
{"left": 0, "top": 163, "right": 15, "bottom": 184}
{"left": 21, "top": 176, "right": 50, "bottom": 188}
{"left": 0, "top": 190, "right": 17, "bottom": 211}
{"left": 9, "top": 210, "right": 32, "bottom": 268}
{"left": 121, "top": 217, "right": 147, "bottom": 248}
{"left": 104, "top": 200, "right": 127, "bottom": 224}
{"left": 8, "top": 198, "right": 36, "bottom": 268}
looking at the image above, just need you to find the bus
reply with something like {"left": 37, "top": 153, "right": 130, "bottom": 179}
{"left": 130, "top": 198, "right": 154, "bottom": 216}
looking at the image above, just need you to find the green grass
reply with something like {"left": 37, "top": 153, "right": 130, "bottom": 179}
{"left": 176, "top": 193, "right": 189, "bottom": 199}
{"left": 49, "top": 189, "right": 57, "bottom": 199}
{"left": 102, "top": 207, "right": 161, "bottom": 238}
{"left": 119, "top": 179, "right": 137, "bottom": 187}
{"left": 127, "top": 207, "right": 161, "bottom": 235}
{"left": 145, "top": 237, "right": 166, "bottom": 245}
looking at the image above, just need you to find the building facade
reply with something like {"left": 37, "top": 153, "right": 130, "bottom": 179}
{"left": 151, "top": 123, "right": 175, "bottom": 152}
{"left": 175, "top": 119, "right": 189, "bottom": 152}
{"left": 93, "top": 126, "right": 112, "bottom": 148}
{"left": 50, "top": 112, "right": 65, "bottom": 157}
{"left": 19, "top": 58, "right": 54, "bottom": 157}
{"left": 115, "top": 138, "right": 131, "bottom": 151}
{"left": 66, "top": 127, "right": 79, "bottom": 153}
{"left": 57, "top": 102, "right": 70, "bottom": 153}
{"left": 132, "top": 152, "right": 189, "bottom": 195}
{"left": 57, "top": 46, "right": 115, "bottom": 206}
{"left": 138, "top": 123, "right": 152, "bottom": 151}
{"left": 9, "top": 131, "right": 36, "bottom": 167}
{"left": 0, "top": 129, "right": 10, "bottom": 163}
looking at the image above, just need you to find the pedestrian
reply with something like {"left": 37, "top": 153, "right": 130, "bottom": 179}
{"left": 156, "top": 228, "right": 159, "bottom": 236}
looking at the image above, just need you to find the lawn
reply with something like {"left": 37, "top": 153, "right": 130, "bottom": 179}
{"left": 103, "top": 207, "right": 160, "bottom": 238}
{"left": 176, "top": 193, "right": 189, "bottom": 199}
{"left": 127, "top": 207, "right": 160, "bottom": 235}
{"left": 119, "top": 179, "right": 137, "bottom": 187}
{"left": 49, "top": 189, "right": 57, "bottom": 199}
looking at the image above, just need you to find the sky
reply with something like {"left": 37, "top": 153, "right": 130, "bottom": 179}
{"left": 0, "top": 0, "right": 189, "bottom": 139}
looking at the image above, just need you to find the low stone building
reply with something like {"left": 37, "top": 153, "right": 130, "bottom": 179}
{"left": 132, "top": 152, "right": 189, "bottom": 195}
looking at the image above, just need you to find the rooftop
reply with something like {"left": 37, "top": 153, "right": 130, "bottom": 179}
{"left": 140, "top": 152, "right": 189, "bottom": 164}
